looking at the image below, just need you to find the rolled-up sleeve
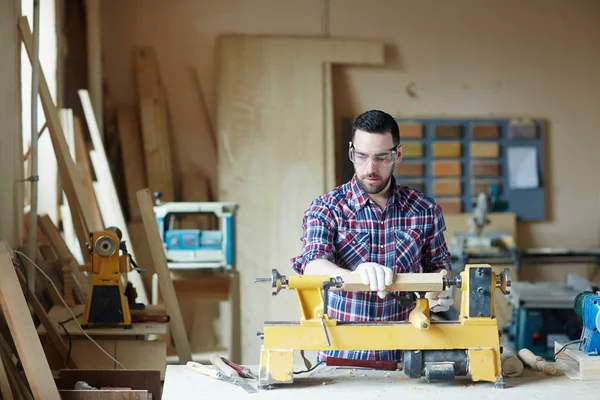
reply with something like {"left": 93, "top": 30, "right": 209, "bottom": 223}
{"left": 290, "top": 199, "right": 336, "bottom": 275}
{"left": 422, "top": 204, "right": 452, "bottom": 273}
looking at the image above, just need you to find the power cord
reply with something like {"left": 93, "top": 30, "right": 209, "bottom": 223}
{"left": 554, "top": 338, "right": 584, "bottom": 361}
{"left": 5, "top": 245, "right": 127, "bottom": 369}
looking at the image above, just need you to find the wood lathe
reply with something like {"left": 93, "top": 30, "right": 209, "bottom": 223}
{"left": 255, "top": 264, "right": 511, "bottom": 389}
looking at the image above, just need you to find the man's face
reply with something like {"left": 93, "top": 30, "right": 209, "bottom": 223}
{"left": 351, "top": 129, "right": 402, "bottom": 195}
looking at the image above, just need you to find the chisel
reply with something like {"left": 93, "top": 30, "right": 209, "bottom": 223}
{"left": 186, "top": 361, "right": 235, "bottom": 384}
{"left": 210, "top": 353, "right": 257, "bottom": 394}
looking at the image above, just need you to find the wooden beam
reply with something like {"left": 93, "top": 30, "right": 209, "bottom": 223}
{"left": 0, "top": 247, "right": 61, "bottom": 399}
{"left": 79, "top": 90, "right": 149, "bottom": 305}
{"left": 137, "top": 188, "right": 192, "bottom": 364}
{"left": 15, "top": 268, "right": 78, "bottom": 369}
{"left": 84, "top": 0, "right": 103, "bottom": 138}
{"left": 116, "top": 106, "right": 147, "bottom": 221}
{"left": 0, "top": 0, "right": 24, "bottom": 249}
{"left": 133, "top": 47, "right": 175, "bottom": 202}
{"left": 18, "top": 16, "right": 97, "bottom": 242}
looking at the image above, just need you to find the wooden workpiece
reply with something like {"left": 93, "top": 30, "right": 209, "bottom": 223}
{"left": 336, "top": 271, "right": 445, "bottom": 292}
{"left": 162, "top": 364, "right": 600, "bottom": 399}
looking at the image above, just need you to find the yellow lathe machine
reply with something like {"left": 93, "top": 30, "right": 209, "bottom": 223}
{"left": 255, "top": 264, "right": 511, "bottom": 389}
{"left": 80, "top": 227, "right": 143, "bottom": 329}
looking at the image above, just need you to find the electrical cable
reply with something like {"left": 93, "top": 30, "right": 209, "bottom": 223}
{"left": 293, "top": 361, "right": 323, "bottom": 375}
{"left": 7, "top": 246, "right": 127, "bottom": 369}
{"left": 554, "top": 338, "right": 584, "bottom": 361}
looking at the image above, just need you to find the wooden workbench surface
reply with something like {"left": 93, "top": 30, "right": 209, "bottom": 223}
{"left": 36, "top": 304, "right": 168, "bottom": 336}
{"left": 162, "top": 364, "right": 600, "bottom": 399}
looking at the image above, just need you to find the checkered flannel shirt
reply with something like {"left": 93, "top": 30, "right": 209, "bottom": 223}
{"left": 290, "top": 175, "right": 452, "bottom": 362}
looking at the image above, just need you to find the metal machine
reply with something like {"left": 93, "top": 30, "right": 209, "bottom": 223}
{"left": 503, "top": 273, "right": 596, "bottom": 360}
{"left": 255, "top": 264, "right": 512, "bottom": 389}
{"left": 80, "top": 227, "right": 144, "bottom": 329}
{"left": 152, "top": 195, "right": 238, "bottom": 270}
{"left": 574, "top": 291, "right": 600, "bottom": 356}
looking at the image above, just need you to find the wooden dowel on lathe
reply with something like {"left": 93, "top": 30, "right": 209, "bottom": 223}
{"left": 334, "top": 271, "right": 446, "bottom": 293}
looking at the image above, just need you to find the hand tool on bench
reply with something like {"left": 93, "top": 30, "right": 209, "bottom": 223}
{"left": 210, "top": 353, "right": 257, "bottom": 394}
{"left": 254, "top": 264, "right": 512, "bottom": 390}
{"left": 220, "top": 356, "right": 256, "bottom": 379}
{"left": 186, "top": 361, "right": 235, "bottom": 385}
{"left": 131, "top": 314, "right": 170, "bottom": 323}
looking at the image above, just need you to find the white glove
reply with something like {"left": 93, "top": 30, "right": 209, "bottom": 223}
{"left": 425, "top": 288, "right": 454, "bottom": 312}
{"left": 353, "top": 262, "right": 393, "bottom": 299}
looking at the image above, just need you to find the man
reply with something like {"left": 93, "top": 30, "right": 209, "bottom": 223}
{"left": 290, "top": 109, "right": 453, "bottom": 365}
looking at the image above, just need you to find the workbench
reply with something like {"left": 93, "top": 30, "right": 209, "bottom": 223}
{"left": 37, "top": 304, "right": 169, "bottom": 378}
{"left": 161, "top": 364, "right": 600, "bottom": 399}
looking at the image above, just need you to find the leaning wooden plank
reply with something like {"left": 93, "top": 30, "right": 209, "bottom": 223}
{"left": 116, "top": 106, "right": 147, "bottom": 222}
{"left": 38, "top": 214, "right": 89, "bottom": 300}
{"left": 79, "top": 90, "right": 149, "bottom": 305}
{"left": 0, "top": 247, "right": 61, "bottom": 399}
{"left": 73, "top": 116, "right": 104, "bottom": 230}
{"left": 137, "top": 188, "right": 192, "bottom": 364}
{"left": 15, "top": 268, "right": 78, "bottom": 369}
{"left": 134, "top": 48, "right": 175, "bottom": 202}
{"left": 0, "top": 350, "right": 14, "bottom": 400}
{"left": 58, "top": 109, "right": 91, "bottom": 270}
{"left": 18, "top": 17, "right": 96, "bottom": 241}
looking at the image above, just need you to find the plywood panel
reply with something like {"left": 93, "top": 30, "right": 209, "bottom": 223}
{"left": 216, "top": 36, "right": 384, "bottom": 364}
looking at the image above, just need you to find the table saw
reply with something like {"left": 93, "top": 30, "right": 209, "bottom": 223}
{"left": 503, "top": 273, "right": 597, "bottom": 360}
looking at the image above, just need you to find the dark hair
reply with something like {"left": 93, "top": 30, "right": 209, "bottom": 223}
{"left": 351, "top": 110, "right": 400, "bottom": 146}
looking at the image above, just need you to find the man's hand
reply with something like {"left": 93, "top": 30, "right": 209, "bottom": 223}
{"left": 425, "top": 288, "right": 454, "bottom": 312}
{"left": 353, "top": 262, "right": 393, "bottom": 299}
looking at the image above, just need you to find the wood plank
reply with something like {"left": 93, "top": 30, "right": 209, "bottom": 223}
{"left": 402, "top": 142, "right": 423, "bottom": 158}
{"left": 116, "top": 106, "right": 147, "bottom": 222}
{"left": 79, "top": 90, "right": 149, "bottom": 305}
{"left": 432, "top": 161, "right": 461, "bottom": 177}
{"left": 217, "top": 36, "right": 385, "bottom": 364}
{"left": 38, "top": 214, "right": 89, "bottom": 299}
{"left": 0, "top": 247, "right": 61, "bottom": 399}
{"left": 18, "top": 16, "right": 97, "bottom": 241}
{"left": 0, "top": 0, "right": 24, "bottom": 249}
{"left": 472, "top": 123, "right": 498, "bottom": 139}
{"left": 133, "top": 48, "right": 175, "bottom": 202}
{"left": 432, "top": 142, "right": 461, "bottom": 158}
{"left": 137, "top": 188, "right": 192, "bottom": 364}
{"left": 73, "top": 116, "right": 104, "bottom": 230}
{"left": 59, "top": 390, "right": 148, "bottom": 400}
{"left": 56, "top": 369, "right": 161, "bottom": 400}
{"left": 433, "top": 179, "right": 462, "bottom": 196}
{"left": 58, "top": 108, "right": 88, "bottom": 266}
{"left": 470, "top": 142, "right": 499, "bottom": 158}
{"left": 434, "top": 124, "right": 462, "bottom": 138}
{"left": 394, "top": 162, "right": 423, "bottom": 177}
{"left": 398, "top": 123, "right": 422, "bottom": 138}
{"left": 15, "top": 268, "right": 78, "bottom": 369}
{"left": 0, "top": 351, "right": 14, "bottom": 400}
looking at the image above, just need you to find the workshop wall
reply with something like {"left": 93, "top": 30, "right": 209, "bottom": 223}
{"left": 100, "top": 0, "right": 600, "bottom": 362}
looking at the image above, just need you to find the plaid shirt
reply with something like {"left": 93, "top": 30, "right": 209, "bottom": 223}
{"left": 290, "top": 175, "right": 452, "bottom": 362}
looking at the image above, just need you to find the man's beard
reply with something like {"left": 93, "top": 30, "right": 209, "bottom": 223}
{"left": 357, "top": 171, "right": 393, "bottom": 195}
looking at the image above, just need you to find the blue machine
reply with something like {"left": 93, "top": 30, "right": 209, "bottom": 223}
{"left": 574, "top": 291, "right": 600, "bottom": 356}
{"left": 153, "top": 201, "right": 238, "bottom": 270}
{"left": 503, "top": 274, "right": 594, "bottom": 360}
